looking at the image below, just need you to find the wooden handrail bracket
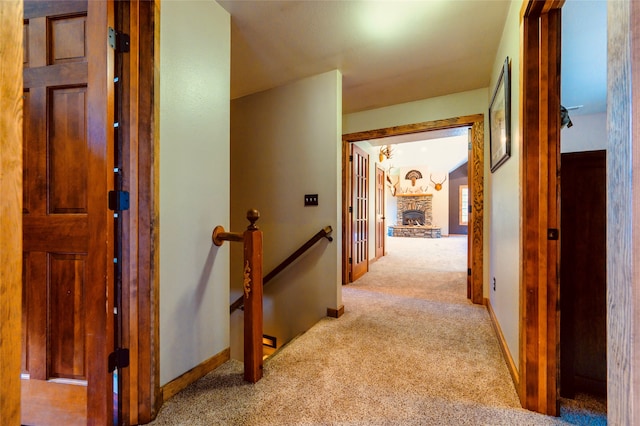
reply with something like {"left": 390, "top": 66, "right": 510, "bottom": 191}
{"left": 212, "top": 226, "right": 243, "bottom": 246}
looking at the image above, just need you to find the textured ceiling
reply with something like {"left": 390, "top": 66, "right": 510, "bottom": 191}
{"left": 217, "top": 0, "right": 511, "bottom": 114}
{"left": 217, "top": 0, "right": 607, "bottom": 117}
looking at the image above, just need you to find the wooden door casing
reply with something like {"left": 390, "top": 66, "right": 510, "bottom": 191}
{"left": 22, "top": 0, "right": 114, "bottom": 424}
{"left": 375, "top": 164, "right": 385, "bottom": 260}
{"left": 342, "top": 115, "right": 484, "bottom": 296}
{"left": 350, "top": 144, "right": 369, "bottom": 281}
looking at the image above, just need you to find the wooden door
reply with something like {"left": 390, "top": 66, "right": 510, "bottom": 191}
{"left": 22, "top": 1, "right": 114, "bottom": 424}
{"left": 350, "top": 145, "right": 369, "bottom": 281}
{"left": 374, "top": 165, "right": 385, "bottom": 260}
{"left": 560, "top": 150, "right": 607, "bottom": 398}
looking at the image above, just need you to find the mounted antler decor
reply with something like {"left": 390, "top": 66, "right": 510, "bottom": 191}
{"left": 405, "top": 169, "right": 423, "bottom": 186}
{"left": 430, "top": 173, "right": 447, "bottom": 191}
{"left": 378, "top": 145, "right": 394, "bottom": 162}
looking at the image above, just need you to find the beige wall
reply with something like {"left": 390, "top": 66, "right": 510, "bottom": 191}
{"left": 343, "top": 88, "right": 488, "bottom": 135}
{"left": 487, "top": 0, "right": 521, "bottom": 370}
{"left": 230, "top": 70, "right": 342, "bottom": 359}
{"left": 158, "top": 0, "right": 230, "bottom": 385}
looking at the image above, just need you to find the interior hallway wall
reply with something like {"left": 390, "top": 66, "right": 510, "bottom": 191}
{"left": 487, "top": 0, "right": 521, "bottom": 371}
{"left": 158, "top": 1, "right": 230, "bottom": 386}
{"left": 230, "top": 70, "right": 342, "bottom": 360}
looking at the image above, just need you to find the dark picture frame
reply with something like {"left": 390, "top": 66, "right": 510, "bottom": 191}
{"left": 489, "top": 57, "right": 511, "bottom": 172}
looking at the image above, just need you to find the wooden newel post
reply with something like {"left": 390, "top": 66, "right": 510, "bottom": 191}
{"left": 242, "top": 209, "right": 263, "bottom": 383}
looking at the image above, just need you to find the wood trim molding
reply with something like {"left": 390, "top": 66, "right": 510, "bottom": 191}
{"left": 342, "top": 115, "right": 484, "bottom": 304}
{"left": 487, "top": 299, "right": 520, "bottom": 389}
{"left": 519, "top": 0, "right": 562, "bottom": 416}
{"left": 0, "top": 1, "right": 23, "bottom": 423}
{"left": 607, "top": 1, "right": 640, "bottom": 424}
{"left": 161, "top": 348, "right": 230, "bottom": 402}
{"left": 120, "top": 0, "right": 159, "bottom": 424}
{"left": 327, "top": 305, "right": 345, "bottom": 318}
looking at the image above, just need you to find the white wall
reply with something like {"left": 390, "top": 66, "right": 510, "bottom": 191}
{"left": 158, "top": 1, "right": 230, "bottom": 386}
{"left": 561, "top": 112, "right": 607, "bottom": 152}
{"left": 230, "top": 71, "right": 342, "bottom": 359}
{"left": 487, "top": 0, "right": 521, "bottom": 370}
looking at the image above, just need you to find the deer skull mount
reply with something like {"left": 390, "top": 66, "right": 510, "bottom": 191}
{"left": 378, "top": 145, "right": 394, "bottom": 162}
{"left": 430, "top": 174, "right": 447, "bottom": 191}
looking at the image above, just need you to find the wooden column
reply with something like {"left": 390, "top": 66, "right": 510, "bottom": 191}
{"left": 519, "top": 0, "right": 562, "bottom": 415}
{"left": 0, "top": 1, "right": 23, "bottom": 424}
{"left": 607, "top": 0, "right": 640, "bottom": 423}
{"left": 242, "top": 210, "right": 263, "bottom": 383}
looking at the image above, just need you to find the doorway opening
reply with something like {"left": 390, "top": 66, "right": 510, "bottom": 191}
{"left": 353, "top": 132, "right": 469, "bottom": 289}
{"left": 342, "top": 114, "right": 484, "bottom": 305}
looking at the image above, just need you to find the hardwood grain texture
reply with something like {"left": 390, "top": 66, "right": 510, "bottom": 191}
{"left": 519, "top": 0, "right": 562, "bottom": 416}
{"left": 84, "top": 1, "right": 115, "bottom": 422}
{"left": 243, "top": 223, "right": 264, "bottom": 383}
{"left": 21, "top": 1, "right": 115, "bottom": 424}
{"left": 152, "top": 0, "right": 163, "bottom": 418}
{"left": 342, "top": 115, "right": 484, "bottom": 304}
{"left": 607, "top": 1, "right": 640, "bottom": 423}
{"left": 161, "top": 348, "right": 230, "bottom": 402}
{"left": 0, "top": 1, "right": 24, "bottom": 424}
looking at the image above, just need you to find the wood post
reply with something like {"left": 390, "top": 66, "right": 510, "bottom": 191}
{"left": 212, "top": 209, "right": 263, "bottom": 383}
{"left": 242, "top": 209, "right": 263, "bottom": 383}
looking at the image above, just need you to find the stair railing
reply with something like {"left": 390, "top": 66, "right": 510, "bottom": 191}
{"left": 229, "top": 225, "right": 333, "bottom": 314}
{"left": 212, "top": 209, "right": 263, "bottom": 383}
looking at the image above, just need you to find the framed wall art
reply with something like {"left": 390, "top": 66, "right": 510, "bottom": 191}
{"left": 489, "top": 57, "right": 511, "bottom": 172}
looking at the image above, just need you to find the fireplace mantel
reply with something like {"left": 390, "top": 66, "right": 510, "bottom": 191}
{"left": 396, "top": 193, "right": 432, "bottom": 197}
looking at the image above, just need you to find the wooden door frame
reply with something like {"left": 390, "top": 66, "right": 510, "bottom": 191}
{"left": 0, "top": 1, "right": 24, "bottom": 423}
{"left": 607, "top": 1, "right": 640, "bottom": 423}
{"left": 118, "top": 0, "right": 161, "bottom": 423}
{"left": 374, "top": 163, "right": 385, "bottom": 260}
{"left": 342, "top": 114, "right": 484, "bottom": 305}
{"left": 0, "top": 1, "right": 159, "bottom": 424}
{"left": 519, "top": 0, "right": 563, "bottom": 416}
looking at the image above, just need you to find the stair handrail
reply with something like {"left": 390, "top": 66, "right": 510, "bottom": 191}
{"left": 230, "top": 225, "right": 333, "bottom": 314}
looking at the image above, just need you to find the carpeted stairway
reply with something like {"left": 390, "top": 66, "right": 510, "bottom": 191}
{"left": 150, "top": 236, "right": 605, "bottom": 425}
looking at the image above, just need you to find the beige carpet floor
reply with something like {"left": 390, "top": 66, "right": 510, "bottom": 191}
{"left": 150, "top": 236, "right": 603, "bottom": 425}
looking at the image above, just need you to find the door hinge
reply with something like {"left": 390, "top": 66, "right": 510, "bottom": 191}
{"left": 349, "top": 155, "right": 353, "bottom": 162}
{"left": 547, "top": 228, "right": 559, "bottom": 240}
{"left": 108, "top": 27, "right": 130, "bottom": 53}
{"left": 108, "top": 348, "right": 130, "bottom": 372}
{"left": 468, "top": 205, "right": 472, "bottom": 213}
{"left": 467, "top": 268, "right": 472, "bottom": 276}
{"left": 348, "top": 206, "right": 353, "bottom": 213}
{"left": 348, "top": 257, "right": 352, "bottom": 264}
{"left": 109, "top": 190, "right": 130, "bottom": 211}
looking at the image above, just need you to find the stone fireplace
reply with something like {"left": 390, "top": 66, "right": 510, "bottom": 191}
{"left": 389, "top": 194, "right": 441, "bottom": 238}
{"left": 402, "top": 209, "right": 426, "bottom": 226}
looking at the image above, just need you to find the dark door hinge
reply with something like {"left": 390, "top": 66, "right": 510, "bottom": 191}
{"left": 467, "top": 268, "right": 472, "bottom": 276}
{"left": 108, "top": 27, "right": 130, "bottom": 53}
{"left": 468, "top": 205, "right": 472, "bottom": 213}
{"left": 348, "top": 257, "right": 352, "bottom": 264}
{"left": 349, "top": 155, "right": 353, "bottom": 162}
{"left": 348, "top": 206, "right": 353, "bottom": 213}
{"left": 547, "top": 228, "right": 559, "bottom": 240}
{"left": 109, "top": 190, "right": 130, "bottom": 211}
{"left": 108, "top": 348, "right": 130, "bottom": 372}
